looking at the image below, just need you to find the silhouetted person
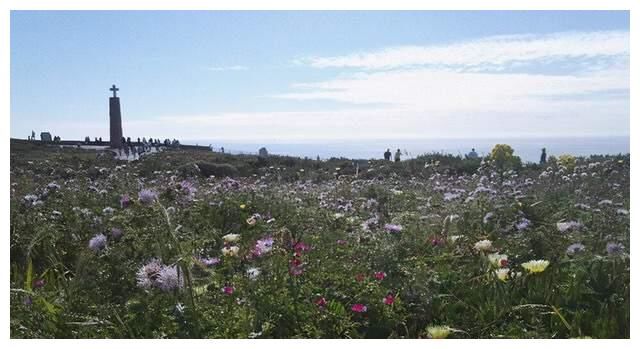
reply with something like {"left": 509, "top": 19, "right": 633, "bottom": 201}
{"left": 394, "top": 149, "right": 401, "bottom": 162}
{"left": 126, "top": 137, "right": 132, "bottom": 148}
{"left": 540, "top": 148, "right": 547, "bottom": 165}
{"left": 99, "top": 137, "right": 102, "bottom": 143}
{"left": 384, "top": 148, "right": 391, "bottom": 161}
{"left": 467, "top": 148, "right": 478, "bottom": 159}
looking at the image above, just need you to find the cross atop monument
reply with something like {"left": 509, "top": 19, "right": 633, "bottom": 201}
{"left": 110, "top": 84, "right": 119, "bottom": 98}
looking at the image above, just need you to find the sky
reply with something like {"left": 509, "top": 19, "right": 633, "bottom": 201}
{"left": 10, "top": 11, "right": 630, "bottom": 142}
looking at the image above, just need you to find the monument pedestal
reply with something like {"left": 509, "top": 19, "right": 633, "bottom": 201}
{"left": 109, "top": 85, "right": 123, "bottom": 148}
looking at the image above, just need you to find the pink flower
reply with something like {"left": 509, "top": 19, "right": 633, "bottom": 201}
{"left": 336, "top": 239, "right": 348, "bottom": 245}
{"left": 294, "top": 241, "right": 311, "bottom": 253}
{"left": 500, "top": 259, "right": 509, "bottom": 267}
{"left": 383, "top": 294, "right": 395, "bottom": 305}
{"left": 222, "top": 286, "right": 234, "bottom": 295}
{"left": 289, "top": 265, "right": 304, "bottom": 276}
{"left": 374, "top": 271, "right": 386, "bottom": 281}
{"left": 315, "top": 297, "right": 327, "bottom": 308}
{"left": 351, "top": 303, "right": 368, "bottom": 313}
{"left": 32, "top": 279, "right": 46, "bottom": 289}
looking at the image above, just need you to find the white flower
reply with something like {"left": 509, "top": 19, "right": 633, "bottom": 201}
{"left": 521, "top": 259, "right": 550, "bottom": 273}
{"left": 495, "top": 268, "right": 510, "bottom": 281}
{"left": 222, "top": 246, "right": 240, "bottom": 257}
{"left": 474, "top": 239, "right": 492, "bottom": 252}
{"left": 246, "top": 267, "right": 261, "bottom": 280}
{"left": 222, "top": 233, "right": 241, "bottom": 243}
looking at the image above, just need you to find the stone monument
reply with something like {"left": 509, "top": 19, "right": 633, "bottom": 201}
{"left": 109, "top": 84, "right": 123, "bottom": 148}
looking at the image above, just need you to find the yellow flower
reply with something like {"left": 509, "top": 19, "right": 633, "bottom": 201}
{"left": 222, "top": 233, "right": 241, "bottom": 243}
{"left": 495, "top": 268, "right": 510, "bottom": 282}
{"left": 521, "top": 259, "right": 550, "bottom": 273}
{"left": 239, "top": 204, "right": 246, "bottom": 209}
{"left": 222, "top": 246, "right": 240, "bottom": 257}
{"left": 427, "top": 325, "right": 451, "bottom": 339}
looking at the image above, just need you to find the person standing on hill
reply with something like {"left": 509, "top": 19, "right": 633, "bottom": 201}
{"left": 394, "top": 149, "right": 401, "bottom": 162}
{"left": 540, "top": 148, "right": 547, "bottom": 165}
{"left": 467, "top": 148, "right": 478, "bottom": 159}
{"left": 384, "top": 148, "right": 392, "bottom": 161}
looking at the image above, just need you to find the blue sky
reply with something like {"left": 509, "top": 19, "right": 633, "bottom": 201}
{"left": 10, "top": 11, "right": 630, "bottom": 141}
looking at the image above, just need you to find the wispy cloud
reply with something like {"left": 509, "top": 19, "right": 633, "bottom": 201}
{"left": 298, "top": 31, "right": 629, "bottom": 71}
{"left": 205, "top": 65, "right": 249, "bottom": 71}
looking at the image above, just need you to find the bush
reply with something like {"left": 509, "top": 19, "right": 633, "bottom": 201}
{"left": 196, "top": 162, "right": 239, "bottom": 178}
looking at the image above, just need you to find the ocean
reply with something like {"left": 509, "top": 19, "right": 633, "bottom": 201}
{"left": 187, "top": 136, "right": 630, "bottom": 163}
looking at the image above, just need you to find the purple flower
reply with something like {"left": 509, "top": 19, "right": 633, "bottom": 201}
{"left": 138, "top": 189, "right": 158, "bottom": 205}
{"left": 88, "top": 233, "right": 107, "bottom": 252}
{"left": 384, "top": 224, "right": 403, "bottom": 233}
{"left": 606, "top": 242, "right": 625, "bottom": 256}
{"left": 157, "top": 265, "right": 184, "bottom": 292}
{"left": 32, "top": 279, "right": 46, "bottom": 289}
{"left": 199, "top": 257, "right": 220, "bottom": 267}
{"left": 136, "top": 259, "right": 164, "bottom": 289}
{"left": 515, "top": 218, "right": 531, "bottom": 231}
{"left": 120, "top": 194, "right": 131, "bottom": 209}
{"left": 252, "top": 237, "right": 274, "bottom": 257}
{"left": 180, "top": 180, "right": 197, "bottom": 198}
{"left": 110, "top": 227, "right": 123, "bottom": 240}
{"left": 566, "top": 243, "right": 585, "bottom": 256}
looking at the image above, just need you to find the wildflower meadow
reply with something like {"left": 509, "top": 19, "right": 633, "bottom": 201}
{"left": 9, "top": 141, "right": 630, "bottom": 338}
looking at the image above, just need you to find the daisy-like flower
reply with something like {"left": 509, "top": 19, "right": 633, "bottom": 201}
{"left": 88, "top": 233, "right": 107, "bottom": 252}
{"left": 138, "top": 189, "right": 157, "bottom": 205}
{"left": 487, "top": 253, "right": 508, "bottom": 268}
{"left": 252, "top": 237, "right": 274, "bottom": 257}
{"left": 521, "top": 260, "right": 550, "bottom": 274}
{"left": 427, "top": 325, "right": 451, "bottom": 339}
{"left": 495, "top": 268, "right": 510, "bottom": 282}
{"left": 222, "top": 233, "right": 241, "bottom": 243}
{"left": 222, "top": 245, "right": 240, "bottom": 257}
{"left": 474, "top": 239, "right": 492, "bottom": 252}
{"left": 351, "top": 304, "right": 367, "bottom": 313}
{"left": 246, "top": 267, "right": 261, "bottom": 280}
{"left": 556, "top": 221, "right": 582, "bottom": 233}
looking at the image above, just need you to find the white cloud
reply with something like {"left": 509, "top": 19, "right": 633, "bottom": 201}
{"left": 300, "top": 31, "right": 629, "bottom": 71}
{"left": 205, "top": 65, "right": 248, "bottom": 71}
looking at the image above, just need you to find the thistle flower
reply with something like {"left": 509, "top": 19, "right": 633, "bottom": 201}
{"left": 138, "top": 189, "right": 157, "bottom": 205}
{"left": 222, "top": 246, "right": 240, "bottom": 257}
{"left": 474, "top": 239, "right": 492, "bottom": 252}
{"left": 157, "top": 265, "right": 184, "bottom": 292}
{"left": 384, "top": 224, "right": 403, "bottom": 233}
{"left": 516, "top": 218, "right": 531, "bottom": 231}
{"left": 566, "top": 243, "right": 585, "bottom": 256}
{"left": 110, "top": 227, "right": 123, "bottom": 240}
{"left": 495, "top": 268, "right": 510, "bottom": 282}
{"left": 136, "top": 259, "right": 163, "bottom": 289}
{"left": 521, "top": 260, "right": 550, "bottom": 273}
{"left": 88, "top": 233, "right": 107, "bottom": 252}
{"left": 199, "top": 257, "right": 220, "bottom": 267}
{"left": 427, "top": 325, "right": 451, "bottom": 339}
{"left": 606, "top": 242, "right": 625, "bottom": 256}
{"left": 351, "top": 304, "right": 367, "bottom": 313}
